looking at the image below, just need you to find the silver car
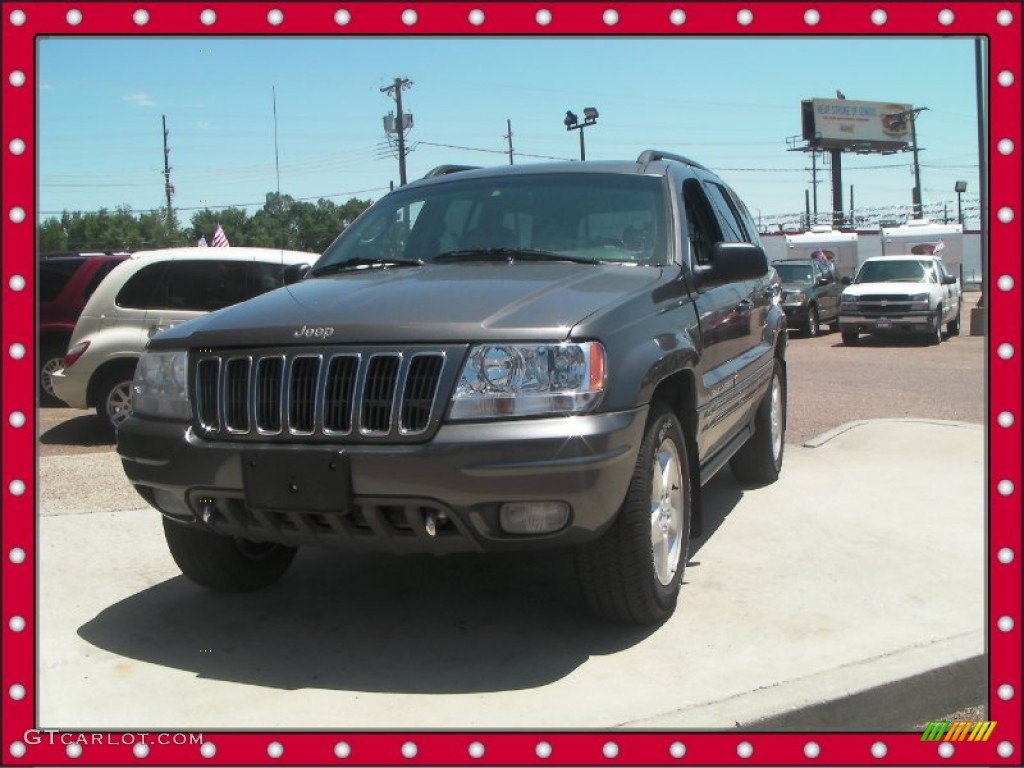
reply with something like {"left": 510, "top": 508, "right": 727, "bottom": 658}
{"left": 51, "top": 246, "right": 316, "bottom": 429}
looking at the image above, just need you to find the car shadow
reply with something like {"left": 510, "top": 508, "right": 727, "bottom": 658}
{"left": 833, "top": 333, "right": 947, "bottom": 348}
{"left": 77, "top": 483, "right": 745, "bottom": 695}
{"left": 38, "top": 413, "right": 113, "bottom": 446}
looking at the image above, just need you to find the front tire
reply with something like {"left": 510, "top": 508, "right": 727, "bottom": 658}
{"left": 730, "top": 359, "right": 786, "bottom": 486}
{"left": 930, "top": 308, "right": 944, "bottom": 345}
{"left": 574, "top": 402, "right": 691, "bottom": 625}
{"left": 163, "top": 517, "right": 298, "bottom": 592}
{"left": 805, "top": 306, "right": 819, "bottom": 337}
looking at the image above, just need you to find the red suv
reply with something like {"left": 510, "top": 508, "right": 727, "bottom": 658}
{"left": 39, "top": 252, "right": 131, "bottom": 402}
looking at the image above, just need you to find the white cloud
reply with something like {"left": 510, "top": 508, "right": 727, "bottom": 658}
{"left": 124, "top": 92, "right": 157, "bottom": 107}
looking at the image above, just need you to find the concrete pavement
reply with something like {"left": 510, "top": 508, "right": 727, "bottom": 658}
{"left": 37, "top": 418, "right": 985, "bottom": 730}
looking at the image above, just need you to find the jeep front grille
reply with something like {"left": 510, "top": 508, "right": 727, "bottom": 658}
{"left": 193, "top": 347, "right": 454, "bottom": 443}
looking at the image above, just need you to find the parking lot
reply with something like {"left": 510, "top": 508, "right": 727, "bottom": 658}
{"left": 35, "top": 305, "right": 986, "bottom": 731}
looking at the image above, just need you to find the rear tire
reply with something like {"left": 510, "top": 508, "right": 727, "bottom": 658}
{"left": 163, "top": 517, "right": 297, "bottom": 592}
{"left": 730, "top": 359, "right": 786, "bottom": 486}
{"left": 95, "top": 370, "right": 135, "bottom": 430}
{"left": 947, "top": 307, "right": 961, "bottom": 336}
{"left": 574, "top": 402, "right": 691, "bottom": 625}
{"left": 39, "top": 343, "right": 65, "bottom": 404}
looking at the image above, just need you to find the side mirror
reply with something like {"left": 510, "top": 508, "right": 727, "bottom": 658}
{"left": 841, "top": 276, "right": 853, "bottom": 286}
{"left": 941, "top": 274, "right": 957, "bottom": 285}
{"left": 816, "top": 276, "right": 830, "bottom": 286}
{"left": 692, "top": 242, "right": 768, "bottom": 290}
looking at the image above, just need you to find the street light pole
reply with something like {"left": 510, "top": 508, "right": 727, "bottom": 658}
{"left": 955, "top": 180, "right": 968, "bottom": 225}
{"left": 564, "top": 107, "right": 599, "bottom": 161}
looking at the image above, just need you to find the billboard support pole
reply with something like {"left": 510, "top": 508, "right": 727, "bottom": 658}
{"left": 830, "top": 149, "right": 843, "bottom": 228}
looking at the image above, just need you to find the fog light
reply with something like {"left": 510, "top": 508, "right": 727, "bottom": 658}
{"left": 152, "top": 488, "right": 193, "bottom": 520}
{"left": 499, "top": 502, "right": 570, "bottom": 534}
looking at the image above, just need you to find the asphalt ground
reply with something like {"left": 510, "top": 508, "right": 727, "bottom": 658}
{"left": 32, "top": 294, "right": 987, "bottom": 731}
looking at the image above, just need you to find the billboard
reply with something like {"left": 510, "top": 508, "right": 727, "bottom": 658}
{"left": 801, "top": 98, "right": 913, "bottom": 151}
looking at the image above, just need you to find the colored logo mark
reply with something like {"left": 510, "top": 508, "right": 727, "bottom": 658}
{"left": 921, "top": 721, "right": 997, "bottom": 742}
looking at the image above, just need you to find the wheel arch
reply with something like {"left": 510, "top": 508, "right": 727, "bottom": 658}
{"left": 86, "top": 356, "right": 140, "bottom": 408}
{"left": 648, "top": 368, "right": 703, "bottom": 538}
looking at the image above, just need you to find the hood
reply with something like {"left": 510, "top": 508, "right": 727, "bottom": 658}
{"left": 843, "top": 282, "right": 933, "bottom": 297}
{"left": 150, "top": 262, "right": 664, "bottom": 347}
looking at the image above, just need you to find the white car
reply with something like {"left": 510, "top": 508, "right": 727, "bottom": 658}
{"left": 838, "top": 255, "right": 961, "bottom": 345}
{"left": 51, "top": 246, "right": 317, "bottom": 429}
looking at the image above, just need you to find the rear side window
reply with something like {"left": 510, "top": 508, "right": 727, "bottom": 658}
{"left": 81, "top": 260, "right": 121, "bottom": 301}
{"left": 39, "top": 258, "right": 87, "bottom": 302}
{"left": 116, "top": 263, "right": 168, "bottom": 309}
{"left": 703, "top": 181, "right": 747, "bottom": 243}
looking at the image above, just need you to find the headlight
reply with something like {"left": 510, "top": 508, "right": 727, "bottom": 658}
{"left": 908, "top": 293, "right": 929, "bottom": 302}
{"left": 132, "top": 351, "right": 189, "bottom": 419}
{"left": 449, "top": 342, "right": 606, "bottom": 420}
{"left": 908, "top": 292, "right": 930, "bottom": 309}
{"left": 841, "top": 293, "right": 858, "bottom": 304}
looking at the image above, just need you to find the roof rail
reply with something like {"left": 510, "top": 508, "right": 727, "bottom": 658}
{"left": 636, "top": 149, "right": 709, "bottom": 172}
{"left": 422, "top": 164, "right": 482, "bottom": 179}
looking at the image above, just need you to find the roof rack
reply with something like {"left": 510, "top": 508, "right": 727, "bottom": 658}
{"left": 636, "top": 150, "right": 709, "bottom": 172}
{"left": 422, "top": 164, "right": 482, "bottom": 179}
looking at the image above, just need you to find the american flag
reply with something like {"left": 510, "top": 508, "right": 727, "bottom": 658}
{"left": 212, "top": 224, "right": 230, "bottom": 248}
{"left": 196, "top": 235, "right": 208, "bottom": 247}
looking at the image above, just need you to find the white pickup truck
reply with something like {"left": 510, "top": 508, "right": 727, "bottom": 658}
{"left": 838, "top": 255, "right": 962, "bottom": 345}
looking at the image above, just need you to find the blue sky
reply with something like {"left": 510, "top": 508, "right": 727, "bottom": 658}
{"left": 37, "top": 35, "right": 982, "bottom": 228}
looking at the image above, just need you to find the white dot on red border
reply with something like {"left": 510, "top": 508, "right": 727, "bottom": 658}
{"left": 9, "top": 616, "right": 26, "bottom": 632}
{"left": 737, "top": 8, "right": 753, "bottom": 24}
{"left": 9, "top": 138, "right": 25, "bottom": 155}
{"left": 66, "top": 8, "right": 82, "bottom": 25}
{"left": 669, "top": 741, "right": 686, "bottom": 758}
{"left": 737, "top": 741, "right": 753, "bottom": 758}
{"left": 9, "top": 548, "right": 26, "bottom": 564}
{"left": 401, "top": 742, "right": 417, "bottom": 758}
{"left": 200, "top": 8, "right": 216, "bottom": 25}
{"left": 9, "top": 207, "right": 26, "bottom": 223}
{"left": 997, "top": 207, "right": 1014, "bottom": 223}
{"left": 997, "top": 547, "right": 1015, "bottom": 563}
{"left": 334, "top": 742, "right": 351, "bottom": 758}
{"left": 200, "top": 742, "right": 216, "bottom": 758}
{"left": 998, "top": 138, "right": 1014, "bottom": 155}
{"left": 669, "top": 9, "right": 686, "bottom": 25}
{"left": 66, "top": 743, "right": 82, "bottom": 759}
{"left": 334, "top": 9, "right": 351, "bottom": 25}
{"left": 998, "top": 343, "right": 1014, "bottom": 359}
{"left": 9, "top": 479, "right": 26, "bottom": 496}
{"left": 267, "top": 741, "right": 283, "bottom": 758}
{"left": 603, "top": 9, "right": 619, "bottom": 25}
{"left": 998, "top": 274, "right": 1015, "bottom": 291}
{"left": 998, "top": 683, "right": 1014, "bottom": 699}
{"left": 804, "top": 9, "right": 820, "bottom": 25}
{"left": 9, "top": 343, "right": 26, "bottom": 359}
{"left": 938, "top": 8, "right": 954, "bottom": 24}
{"left": 805, "top": 742, "right": 821, "bottom": 758}
{"left": 9, "top": 683, "right": 26, "bottom": 700}
{"left": 268, "top": 9, "right": 283, "bottom": 25}
{"left": 938, "top": 742, "right": 954, "bottom": 758}
{"left": 9, "top": 9, "right": 26, "bottom": 25}
{"left": 998, "top": 70, "right": 1015, "bottom": 87}
{"left": 998, "top": 480, "right": 1015, "bottom": 496}
{"left": 401, "top": 8, "right": 417, "bottom": 25}
{"left": 998, "top": 741, "right": 1014, "bottom": 757}
{"left": 133, "top": 743, "right": 149, "bottom": 758}
{"left": 10, "top": 412, "right": 27, "bottom": 428}
{"left": 133, "top": 9, "right": 149, "bottom": 25}
{"left": 871, "top": 9, "right": 887, "bottom": 24}
{"left": 468, "top": 741, "right": 485, "bottom": 758}
{"left": 468, "top": 9, "right": 484, "bottom": 25}
{"left": 9, "top": 274, "right": 25, "bottom": 291}
{"left": 9, "top": 743, "right": 26, "bottom": 758}
{"left": 536, "top": 9, "right": 552, "bottom": 25}
{"left": 996, "top": 411, "right": 1014, "bottom": 426}
{"left": 871, "top": 742, "right": 887, "bottom": 758}
{"left": 997, "top": 615, "right": 1014, "bottom": 632}
{"left": 9, "top": 70, "right": 26, "bottom": 87}
{"left": 996, "top": 9, "right": 1014, "bottom": 25}
{"left": 603, "top": 741, "right": 619, "bottom": 758}
{"left": 536, "top": 741, "right": 552, "bottom": 758}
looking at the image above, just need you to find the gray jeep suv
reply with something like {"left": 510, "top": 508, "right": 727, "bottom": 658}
{"left": 118, "top": 150, "right": 787, "bottom": 624}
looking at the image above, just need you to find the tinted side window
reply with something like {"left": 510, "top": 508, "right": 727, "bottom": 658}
{"left": 82, "top": 260, "right": 120, "bottom": 301}
{"left": 116, "top": 263, "right": 167, "bottom": 309}
{"left": 703, "top": 181, "right": 746, "bottom": 243}
{"left": 160, "top": 260, "right": 255, "bottom": 311}
{"left": 682, "top": 178, "right": 722, "bottom": 266}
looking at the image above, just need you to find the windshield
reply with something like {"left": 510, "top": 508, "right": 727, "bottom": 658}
{"left": 856, "top": 259, "right": 938, "bottom": 284}
{"left": 312, "top": 172, "right": 668, "bottom": 275}
{"left": 774, "top": 263, "right": 814, "bottom": 284}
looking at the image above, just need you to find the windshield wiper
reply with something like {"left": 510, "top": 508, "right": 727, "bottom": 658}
{"left": 309, "top": 257, "right": 424, "bottom": 277}
{"left": 434, "top": 248, "right": 599, "bottom": 265}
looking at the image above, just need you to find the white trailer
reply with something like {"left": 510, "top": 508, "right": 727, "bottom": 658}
{"left": 880, "top": 219, "right": 964, "bottom": 281}
{"left": 783, "top": 226, "right": 860, "bottom": 281}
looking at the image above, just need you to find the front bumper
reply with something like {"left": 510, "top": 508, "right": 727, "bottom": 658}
{"left": 839, "top": 310, "right": 937, "bottom": 335}
{"left": 117, "top": 408, "right": 646, "bottom": 555}
{"left": 781, "top": 304, "right": 810, "bottom": 326}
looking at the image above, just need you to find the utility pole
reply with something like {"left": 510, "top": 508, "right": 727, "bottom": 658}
{"left": 161, "top": 114, "right": 174, "bottom": 231}
{"left": 505, "top": 119, "right": 514, "bottom": 165}
{"left": 908, "top": 107, "right": 929, "bottom": 219}
{"left": 381, "top": 77, "right": 412, "bottom": 185}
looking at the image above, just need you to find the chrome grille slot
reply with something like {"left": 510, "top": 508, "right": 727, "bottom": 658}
{"left": 288, "top": 356, "right": 321, "bottom": 434}
{"left": 256, "top": 357, "right": 284, "bottom": 433}
{"left": 196, "top": 358, "right": 221, "bottom": 431}
{"left": 401, "top": 354, "right": 444, "bottom": 433}
{"left": 324, "top": 355, "right": 359, "bottom": 434}
{"left": 362, "top": 355, "right": 400, "bottom": 435}
{"left": 223, "top": 357, "right": 251, "bottom": 433}
{"left": 192, "top": 346, "right": 452, "bottom": 443}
